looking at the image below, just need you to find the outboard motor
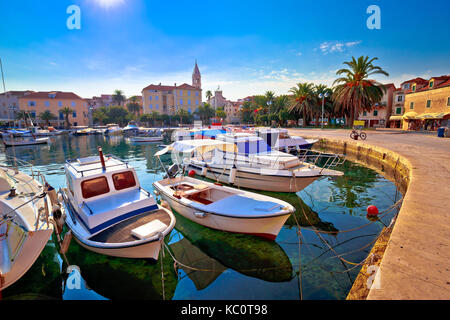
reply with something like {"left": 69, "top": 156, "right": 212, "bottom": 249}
{"left": 166, "top": 163, "right": 180, "bottom": 179}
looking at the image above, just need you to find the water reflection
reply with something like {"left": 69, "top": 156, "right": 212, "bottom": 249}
{"left": 0, "top": 135, "right": 401, "bottom": 300}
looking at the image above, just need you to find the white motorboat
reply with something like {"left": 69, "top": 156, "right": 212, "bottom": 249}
{"left": 104, "top": 124, "right": 123, "bottom": 136}
{"left": 255, "top": 128, "right": 318, "bottom": 153}
{"left": 162, "top": 136, "right": 344, "bottom": 193}
{"left": 30, "top": 126, "right": 62, "bottom": 137}
{"left": 59, "top": 147, "right": 176, "bottom": 259}
{"left": 0, "top": 161, "right": 54, "bottom": 290}
{"left": 153, "top": 141, "right": 294, "bottom": 240}
{"left": 122, "top": 121, "right": 140, "bottom": 136}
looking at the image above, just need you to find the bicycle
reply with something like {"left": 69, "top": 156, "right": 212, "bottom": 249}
{"left": 350, "top": 128, "right": 367, "bottom": 140}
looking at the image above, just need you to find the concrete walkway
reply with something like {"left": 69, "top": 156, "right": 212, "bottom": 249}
{"left": 287, "top": 128, "right": 450, "bottom": 299}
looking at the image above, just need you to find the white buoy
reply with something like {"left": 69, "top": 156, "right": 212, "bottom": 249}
{"left": 201, "top": 166, "right": 207, "bottom": 176}
{"left": 229, "top": 167, "right": 237, "bottom": 184}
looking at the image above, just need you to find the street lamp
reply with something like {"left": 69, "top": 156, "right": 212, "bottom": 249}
{"left": 319, "top": 92, "right": 329, "bottom": 129}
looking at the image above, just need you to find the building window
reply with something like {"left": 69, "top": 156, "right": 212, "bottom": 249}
{"left": 45, "top": 101, "right": 50, "bottom": 107}
{"left": 149, "top": 104, "right": 153, "bottom": 109}
{"left": 403, "top": 83, "right": 410, "bottom": 90}
{"left": 447, "top": 97, "right": 450, "bottom": 106}
{"left": 28, "top": 101, "right": 35, "bottom": 106}
{"left": 149, "top": 96, "right": 152, "bottom": 101}
{"left": 373, "top": 110, "right": 378, "bottom": 116}
{"left": 412, "top": 84, "right": 416, "bottom": 92}
{"left": 156, "top": 104, "right": 159, "bottom": 110}
{"left": 155, "top": 96, "right": 159, "bottom": 101}
{"left": 71, "top": 101, "right": 76, "bottom": 107}
{"left": 426, "top": 100, "right": 431, "bottom": 108}
{"left": 410, "top": 102, "right": 414, "bottom": 109}
{"left": 396, "top": 107, "right": 402, "bottom": 115}
{"left": 59, "top": 112, "right": 64, "bottom": 120}
{"left": 429, "top": 80, "right": 434, "bottom": 88}
{"left": 195, "top": 91, "right": 199, "bottom": 97}
{"left": 363, "top": 111, "right": 367, "bottom": 116}
{"left": 188, "top": 99, "right": 191, "bottom": 105}
{"left": 397, "top": 96, "right": 403, "bottom": 102}
{"left": 180, "top": 99, "right": 183, "bottom": 105}
{"left": 188, "top": 107, "right": 191, "bottom": 114}
{"left": 58, "top": 101, "right": 62, "bottom": 107}
{"left": 188, "top": 90, "right": 191, "bottom": 96}
{"left": 179, "top": 90, "right": 183, "bottom": 95}
{"left": 72, "top": 112, "right": 77, "bottom": 118}
{"left": 195, "top": 99, "right": 199, "bottom": 105}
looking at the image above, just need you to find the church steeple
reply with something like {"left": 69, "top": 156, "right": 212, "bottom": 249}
{"left": 192, "top": 60, "right": 201, "bottom": 89}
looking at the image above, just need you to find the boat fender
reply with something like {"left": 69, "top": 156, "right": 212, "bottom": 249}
{"left": 194, "top": 212, "right": 207, "bottom": 218}
{"left": 201, "top": 166, "right": 207, "bottom": 176}
{"left": 213, "top": 182, "right": 222, "bottom": 186}
{"left": 60, "top": 230, "right": 72, "bottom": 255}
{"left": 45, "top": 183, "right": 58, "bottom": 206}
{"left": 52, "top": 206, "right": 65, "bottom": 234}
{"left": 154, "top": 190, "right": 160, "bottom": 196}
{"left": 228, "top": 167, "right": 237, "bottom": 184}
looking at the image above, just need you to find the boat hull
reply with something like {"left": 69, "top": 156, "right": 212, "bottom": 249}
{"left": 3, "top": 138, "right": 48, "bottom": 147}
{"left": 187, "top": 163, "right": 319, "bottom": 193}
{"left": 130, "top": 136, "right": 164, "bottom": 143}
{"left": 154, "top": 182, "right": 291, "bottom": 240}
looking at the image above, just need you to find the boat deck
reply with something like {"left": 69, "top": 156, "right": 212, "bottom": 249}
{"left": 89, "top": 209, "right": 172, "bottom": 243}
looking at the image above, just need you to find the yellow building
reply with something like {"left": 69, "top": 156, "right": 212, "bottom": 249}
{"left": 18, "top": 91, "right": 89, "bottom": 127}
{"left": 402, "top": 76, "right": 450, "bottom": 130}
{"left": 142, "top": 62, "right": 202, "bottom": 115}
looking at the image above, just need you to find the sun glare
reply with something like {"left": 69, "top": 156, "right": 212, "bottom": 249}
{"left": 93, "top": 0, "right": 125, "bottom": 8}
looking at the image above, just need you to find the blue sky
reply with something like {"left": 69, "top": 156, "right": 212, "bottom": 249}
{"left": 1, "top": 0, "right": 449, "bottom": 100}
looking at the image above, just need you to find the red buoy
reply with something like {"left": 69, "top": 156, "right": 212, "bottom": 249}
{"left": 367, "top": 205, "right": 379, "bottom": 216}
{"left": 188, "top": 170, "right": 196, "bottom": 177}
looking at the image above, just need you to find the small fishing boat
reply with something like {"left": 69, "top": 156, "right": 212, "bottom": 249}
{"left": 2, "top": 135, "right": 49, "bottom": 147}
{"left": 59, "top": 147, "right": 176, "bottom": 259}
{"left": 0, "top": 161, "right": 55, "bottom": 291}
{"left": 153, "top": 140, "right": 295, "bottom": 240}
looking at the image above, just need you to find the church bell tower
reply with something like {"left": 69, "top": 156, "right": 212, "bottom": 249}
{"left": 192, "top": 60, "right": 201, "bottom": 89}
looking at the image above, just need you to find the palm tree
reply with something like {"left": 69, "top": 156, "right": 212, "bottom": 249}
{"left": 313, "top": 84, "right": 334, "bottom": 126}
{"left": 264, "top": 91, "right": 276, "bottom": 113}
{"left": 195, "top": 103, "right": 215, "bottom": 124}
{"left": 38, "top": 110, "right": 57, "bottom": 127}
{"left": 112, "top": 89, "right": 126, "bottom": 106}
{"left": 126, "top": 95, "right": 141, "bottom": 116}
{"left": 61, "top": 107, "right": 74, "bottom": 129}
{"left": 288, "top": 82, "right": 317, "bottom": 126}
{"left": 333, "top": 56, "right": 389, "bottom": 126}
{"left": 205, "top": 90, "right": 213, "bottom": 104}
{"left": 15, "top": 110, "right": 30, "bottom": 128}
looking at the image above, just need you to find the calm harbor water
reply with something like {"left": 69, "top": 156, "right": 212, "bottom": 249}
{"left": 0, "top": 134, "right": 402, "bottom": 300}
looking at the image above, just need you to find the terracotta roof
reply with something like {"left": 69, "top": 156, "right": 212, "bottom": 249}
{"left": 406, "top": 75, "right": 450, "bottom": 93}
{"left": 20, "top": 91, "right": 85, "bottom": 100}
{"left": 142, "top": 84, "right": 176, "bottom": 91}
{"left": 177, "top": 83, "right": 201, "bottom": 90}
{"left": 0, "top": 90, "right": 34, "bottom": 97}
{"left": 400, "top": 77, "right": 427, "bottom": 85}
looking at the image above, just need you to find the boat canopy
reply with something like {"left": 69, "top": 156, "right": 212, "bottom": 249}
{"left": 155, "top": 139, "right": 237, "bottom": 157}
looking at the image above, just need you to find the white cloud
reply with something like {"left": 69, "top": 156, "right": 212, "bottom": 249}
{"left": 318, "top": 40, "right": 362, "bottom": 54}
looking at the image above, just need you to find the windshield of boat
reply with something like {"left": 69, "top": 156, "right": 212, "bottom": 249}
{"left": 81, "top": 176, "right": 110, "bottom": 199}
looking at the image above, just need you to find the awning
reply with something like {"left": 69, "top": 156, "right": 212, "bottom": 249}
{"left": 155, "top": 139, "right": 238, "bottom": 157}
{"left": 389, "top": 115, "right": 403, "bottom": 121}
{"left": 402, "top": 111, "right": 418, "bottom": 120}
{"left": 416, "top": 112, "right": 450, "bottom": 120}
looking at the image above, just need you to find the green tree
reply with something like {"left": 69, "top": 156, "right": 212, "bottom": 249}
{"left": 126, "top": 95, "right": 141, "bottom": 117}
{"left": 205, "top": 90, "right": 213, "bottom": 104}
{"left": 333, "top": 56, "right": 389, "bottom": 126}
{"left": 240, "top": 101, "right": 255, "bottom": 124}
{"left": 93, "top": 107, "right": 109, "bottom": 125}
{"left": 112, "top": 89, "right": 126, "bottom": 106}
{"left": 195, "top": 103, "right": 215, "bottom": 124}
{"left": 215, "top": 107, "right": 226, "bottom": 120}
{"left": 38, "top": 110, "right": 57, "bottom": 127}
{"left": 15, "top": 110, "right": 30, "bottom": 128}
{"left": 61, "top": 107, "right": 74, "bottom": 129}
{"left": 107, "top": 106, "right": 131, "bottom": 126}
{"left": 288, "top": 82, "right": 317, "bottom": 126}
